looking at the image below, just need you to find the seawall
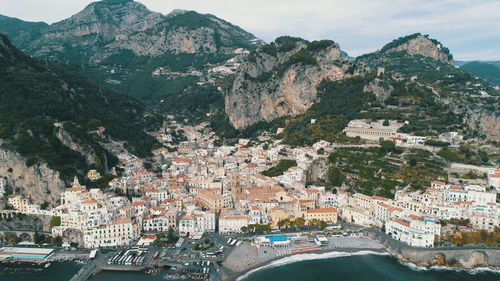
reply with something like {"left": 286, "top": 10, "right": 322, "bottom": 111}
{"left": 362, "top": 228, "right": 500, "bottom": 269}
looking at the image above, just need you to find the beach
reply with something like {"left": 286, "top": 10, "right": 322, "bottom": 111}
{"left": 221, "top": 236, "right": 386, "bottom": 281}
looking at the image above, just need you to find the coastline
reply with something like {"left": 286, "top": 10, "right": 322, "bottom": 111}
{"left": 1, "top": 230, "right": 499, "bottom": 281}
{"left": 222, "top": 246, "right": 500, "bottom": 281}
{"left": 221, "top": 247, "right": 388, "bottom": 281}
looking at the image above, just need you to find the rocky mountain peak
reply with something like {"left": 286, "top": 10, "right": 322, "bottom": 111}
{"left": 380, "top": 33, "right": 453, "bottom": 64}
{"left": 43, "top": 0, "right": 160, "bottom": 43}
{"left": 225, "top": 37, "right": 348, "bottom": 129}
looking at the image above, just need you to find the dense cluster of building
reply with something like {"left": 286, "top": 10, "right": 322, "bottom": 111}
{"left": 1, "top": 118, "right": 498, "bottom": 249}
{"left": 338, "top": 180, "right": 498, "bottom": 247}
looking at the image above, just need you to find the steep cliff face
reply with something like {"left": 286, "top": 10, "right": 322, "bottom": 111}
{"left": 467, "top": 113, "right": 500, "bottom": 142}
{"left": 223, "top": 33, "right": 498, "bottom": 146}
{"left": 25, "top": 2, "right": 258, "bottom": 62}
{"left": 53, "top": 124, "right": 98, "bottom": 165}
{"left": 0, "top": 147, "right": 65, "bottom": 205}
{"left": 380, "top": 33, "right": 453, "bottom": 64}
{"left": 35, "top": 0, "right": 161, "bottom": 44}
{"left": 226, "top": 38, "right": 349, "bottom": 129}
{"left": 107, "top": 10, "right": 259, "bottom": 57}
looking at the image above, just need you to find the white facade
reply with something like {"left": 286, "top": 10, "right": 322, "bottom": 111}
{"left": 0, "top": 177, "right": 6, "bottom": 197}
{"left": 83, "top": 218, "right": 140, "bottom": 248}
{"left": 386, "top": 218, "right": 439, "bottom": 247}
{"left": 219, "top": 213, "right": 249, "bottom": 234}
{"left": 178, "top": 211, "right": 216, "bottom": 236}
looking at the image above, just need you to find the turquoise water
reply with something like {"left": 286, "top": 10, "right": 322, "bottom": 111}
{"left": 239, "top": 252, "right": 500, "bottom": 281}
{"left": 265, "top": 234, "right": 303, "bottom": 242}
{"left": 265, "top": 235, "right": 288, "bottom": 242}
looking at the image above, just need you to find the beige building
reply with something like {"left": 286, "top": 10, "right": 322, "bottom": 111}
{"left": 83, "top": 218, "right": 140, "bottom": 248}
{"left": 343, "top": 119, "right": 403, "bottom": 141}
{"left": 7, "top": 195, "right": 30, "bottom": 212}
{"left": 197, "top": 189, "right": 232, "bottom": 212}
{"left": 270, "top": 207, "right": 291, "bottom": 229}
{"left": 303, "top": 208, "right": 338, "bottom": 224}
{"left": 219, "top": 211, "right": 249, "bottom": 234}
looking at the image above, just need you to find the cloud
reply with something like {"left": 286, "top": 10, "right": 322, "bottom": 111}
{"left": 0, "top": 0, "right": 498, "bottom": 60}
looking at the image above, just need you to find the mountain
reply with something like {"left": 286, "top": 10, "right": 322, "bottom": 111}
{"left": 455, "top": 60, "right": 500, "bottom": 68}
{"left": 221, "top": 33, "right": 499, "bottom": 143}
{"left": 0, "top": 34, "right": 159, "bottom": 205}
{"left": 1, "top": 0, "right": 261, "bottom": 106}
{"left": 225, "top": 36, "right": 350, "bottom": 129}
{"left": 377, "top": 33, "right": 453, "bottom": 64}
{"left": 0, "top": 15, "right": 48, "bottom": 49}
{"left": 460, "top": 61, "right": 500, "bottom": 85}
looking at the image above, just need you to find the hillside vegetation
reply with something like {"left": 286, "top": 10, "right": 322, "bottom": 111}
{"left": 0, "top": 34, "right": 159, "bottom": 181}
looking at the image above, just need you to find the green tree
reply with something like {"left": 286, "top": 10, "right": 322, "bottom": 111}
{"left": 50, "top": 216, "right": 61, "bottom": 227}
{"left": 437, "top": 149, "right": 460, "bottom": 161}
{"left": 34, "top": 232, "right": 45, "bottom": 244}
{"left": 167, "top": 226, "right": 177, "bottom": 243}
{"left": 40, "top": 202, "right": 49, "bottom": 210}
{"left": 327, "top": 167, "right": 346, "bottom": 187}
{"left": 4, "top": 232, "right": 21, "bottom": 244}
{"left": 293, "top": 218, "right": 306, "bottom": 227}
{"left": 53, "top": 236, "right": 63, "bottom": 246}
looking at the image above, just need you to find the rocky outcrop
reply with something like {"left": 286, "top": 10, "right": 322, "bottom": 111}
{"left": 226, "top": 39, "right": 348, "bottom": 129}
{"left": 306, "top": 158, "right": 329, "bottom": 182}
{"left": 479, "top": 115, "right": 500, "bottom": 142}
{"left": 363, "top": 228, "right": 500, "bottom": 269}
{"left": 382, "top": 34, "right": 453, "bottom": 64}
{"left": 18, "top": 1, "right": 259, "bottom": 62}
{"left": 0, "top": 147, "right": 65, "bottom": 205}
{"left": 465, "top": 111, "right": 500, "bottom": 142}
{"left": 108, "top": 26, "right": 219, "bottom": 57}
{"left": 363, "top": 78, "right": 393, "bottom": 102}
{"left": 54, "top": 124, "right": 97, "bottom": 164}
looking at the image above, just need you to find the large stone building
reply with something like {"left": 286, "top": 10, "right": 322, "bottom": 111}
{"left": 303, "top": 208, "right": 338, "bottom": 224}
{"left": 197, "top": 189, "right": 233, "bottom": 212}
{"left": 83, "top": 218, "right": 140, "bottom": 248}
{"left": 343, "top": 119, "right": 404, "bottom": 141}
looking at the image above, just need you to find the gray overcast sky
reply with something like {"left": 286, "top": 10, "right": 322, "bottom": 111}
{"left": 1, "top": 0, "right": 499, "bottom": 60}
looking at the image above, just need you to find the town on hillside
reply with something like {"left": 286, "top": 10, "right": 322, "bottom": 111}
{"left": 0, "top": 117, "right": 498, "bottom": 278}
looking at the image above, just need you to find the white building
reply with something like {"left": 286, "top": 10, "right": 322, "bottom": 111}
{"left": 386, "top": 217, "right": 439, "bottom": 247}
{"left": 219, "top": 211, "right": 249, "bottom": 234}
{"left": 143, "top": 212, "right": 177, "bottom": 232}
{"left": 487, "top": 169, "right": 500, "bottom": 191}
{"left": 83, "top": 218, "right": 140, "bottom": 248}
{"left": 343, "top": 119, "right": 404, "bottom": 141}
{"left": 0, "top": 177, "right": 6, "bottom": 197}
{"left": 178, "top": 211, "right": 216, "bottom": 237}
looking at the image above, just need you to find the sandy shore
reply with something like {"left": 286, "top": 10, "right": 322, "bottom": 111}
{"left": 221, "top": 247, "right": 387, "bottom": 281}
{"left": 221, "top": 236, "right": 387, "bottom": 281}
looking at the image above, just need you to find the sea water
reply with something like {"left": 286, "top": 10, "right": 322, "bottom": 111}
{"left": 0, "top": 253, "right": 498, "bottom": 281}
{"left": 238, "top": 251, "right": 500, "bottom": 281}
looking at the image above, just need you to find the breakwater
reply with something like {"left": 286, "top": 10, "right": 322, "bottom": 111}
{"left": 361, "top": 228, "right": 500, "bottom": 269}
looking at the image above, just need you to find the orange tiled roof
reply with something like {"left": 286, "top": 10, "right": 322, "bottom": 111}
{"left": 392, "top": 218, "right": 410, "bottom": 227}
{"left": 306, "top": 208, "right": 337, "bottom": 213}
